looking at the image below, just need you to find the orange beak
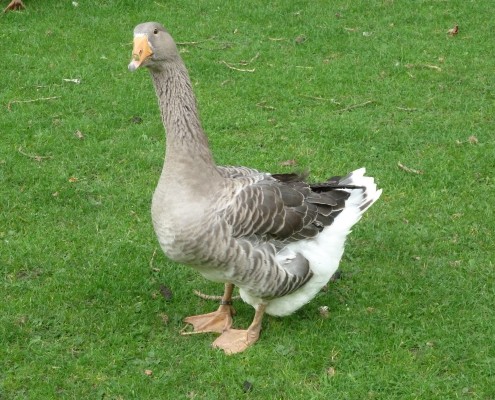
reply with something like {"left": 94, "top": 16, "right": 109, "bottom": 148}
{"left": 128, "top": 35, "right": 153, "bottom": 71}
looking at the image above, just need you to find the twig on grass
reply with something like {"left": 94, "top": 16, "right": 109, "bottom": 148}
{"left": 300, "top": 95, "right": 341, "bottom": 104}
{"left": 238, "top": 52, "right": 260, "bottom": 66}
{"left": 335, "top": 100, "right": 375, "bottom": 113}
{"left": 220, "top": 52, "right": 259, "bottom": 72}
{"left": 149, "top": 249, "right": 158, "bottom": 270}
{"left": 7, "top": 96, "right": 61, "bottom": 111}
{"left": 396, "top": 106, "right": 418, "bottom": 112}
{"left": 423, "top": 64, "right": 442, "bottom": 72}
{"left": 17, "top": 146, "right": 53, "bottom": 162}
{"left": 256, "top": 101, "right": 276, "bottom": 110}
{"left": 193, "top": 289, "right": 240, "bottom": 301}
{"left": 398, "top": 161, "right": 423, "bottom": 175}
{"left": 177, "top": 36, "right": 216, "bottom": 46}
{"left": 63, "top": 78, "right": 81, "bottom": 84}
{"left": 220, "top": 60, "right": 255, "bottom": 73}
{"left": 405, "top": 63, "right": 442, "bottom": 72}
{"left": 177, "top": 37, "right": 231, "bottom": 51}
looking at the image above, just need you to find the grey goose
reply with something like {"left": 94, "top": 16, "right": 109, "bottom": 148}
{"left": 128, "top": 22, "right": 382, "bottom": 354}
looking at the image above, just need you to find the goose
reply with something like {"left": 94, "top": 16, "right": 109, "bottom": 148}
{"left": 128, "top": 22, "right": 382, "bottom": 354}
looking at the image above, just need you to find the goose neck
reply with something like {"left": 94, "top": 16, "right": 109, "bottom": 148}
{"left": 150, "top": 61, "right": 216, "bottom": 170}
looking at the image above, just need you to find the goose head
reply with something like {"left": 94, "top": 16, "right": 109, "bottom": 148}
{"left": 128, "top": 22, "right": 179, "bottom": 72}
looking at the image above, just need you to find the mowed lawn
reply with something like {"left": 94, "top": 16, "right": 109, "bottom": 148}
{"left": 1, "top": 1, "right": 494, "bottom": 399}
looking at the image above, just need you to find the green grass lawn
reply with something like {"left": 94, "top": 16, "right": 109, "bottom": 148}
{"left": 2, "top": 0, "right": 494, "bottom": 398}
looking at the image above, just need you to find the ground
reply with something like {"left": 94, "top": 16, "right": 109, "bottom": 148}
{"left": 1, "top": 0, "right": 494, "bottom": 398}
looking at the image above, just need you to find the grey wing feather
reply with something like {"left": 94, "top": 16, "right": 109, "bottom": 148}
{"left": 222, "top": 173, "right": 351, "bottom": 245}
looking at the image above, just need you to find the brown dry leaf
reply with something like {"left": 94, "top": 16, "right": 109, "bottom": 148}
{"left": 456, "top": 135, "right": 479, "bottom": 145}
{"left": 468, "top": 135, "right": 478, "bottom": 144}
{"left": 447, "top": 25, "right": 459, "bottom": 36}
{"left": 319, "top": 306, "right": 330, "bottom": 318}
{"left": 3, "top": 0, "right": 25, "bottom": 13}
{"left": 68, "top": 177, "right": 79, "bottom": 183}
{"left": 280, "top": 159, "right": 297, "bottom": 167}
{"left": 74, "top": 130, "right": 84, "bottom": 140}
{"left": 144, "top": 369, "right": 153, "bottom": 376}
{"left": 295, "top": 35, "right": 306, "bottom": 44}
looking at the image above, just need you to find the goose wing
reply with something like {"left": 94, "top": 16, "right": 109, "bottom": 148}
{"left": 221, "top": 172, "right": 351, "bottom": 245}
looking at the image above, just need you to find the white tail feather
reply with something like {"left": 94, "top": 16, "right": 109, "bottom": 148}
{"left": 256, "top": 168, "right": 382, "bottom": 316}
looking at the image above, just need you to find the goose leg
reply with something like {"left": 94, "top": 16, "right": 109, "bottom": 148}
{"left": 182, "top": 283, "right": 235, "bottom": 334}
{"left": 212, "top": 303, "right": 266, "bottom": 355}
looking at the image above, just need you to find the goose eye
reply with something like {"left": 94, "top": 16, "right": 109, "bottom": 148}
{"left": 153, "top": 28, "right": 159, "bottom": 34}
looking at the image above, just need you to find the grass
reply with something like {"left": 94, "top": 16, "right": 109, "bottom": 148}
{"left": 1, "top": 0, "right": 494, "bottom": 398}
